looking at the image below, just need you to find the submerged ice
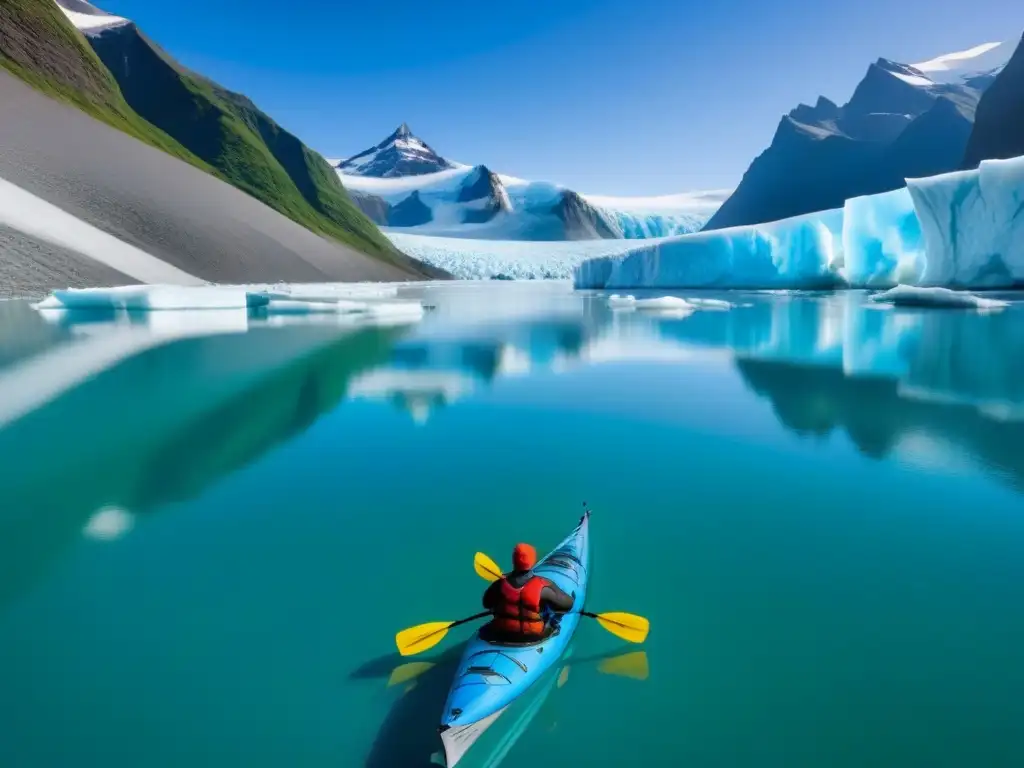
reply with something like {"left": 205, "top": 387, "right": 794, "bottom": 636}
{"left": 575, "top": 155, "right": 1024, "bottom": 290}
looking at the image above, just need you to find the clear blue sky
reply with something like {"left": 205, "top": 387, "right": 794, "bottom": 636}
{"left": 99, "top": 0, "right": 1018, "bottom": 195}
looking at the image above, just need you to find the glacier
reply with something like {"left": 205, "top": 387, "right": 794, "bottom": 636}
{"left": 385, "top": 232, "right": 651, "bottom": 280}
{"left": 574, "top": 155, "right": 1024, "bottom": 290}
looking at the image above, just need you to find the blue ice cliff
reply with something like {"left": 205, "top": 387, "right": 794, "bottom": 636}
{"left": 574, "top": 155, "right": 1024, "bottom": 290}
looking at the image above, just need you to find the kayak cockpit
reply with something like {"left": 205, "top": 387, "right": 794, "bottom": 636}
{"left": 478, "top": 623, "right": 562, "bottom": 647}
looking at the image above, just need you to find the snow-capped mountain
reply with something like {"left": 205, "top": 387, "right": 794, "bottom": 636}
{"left": 54, "top": 0, "right": 130, "bottom": 33}
{"left": 338, "top": 123, "right": 460, "bottom": 178}
{"left": 705, "top": 40, "right": 1013, "bottom": 231}
{"left": 911, "top": 41, "right": 1011, "bottom": 86}
{"left": 333, "top": 125, "right": 727, "bottom": 242}
{"left": 963, "top": 34, "right": 1024, "bottom": 168}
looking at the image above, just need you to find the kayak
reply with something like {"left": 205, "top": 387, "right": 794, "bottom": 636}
{"left": 437, "top": 511, "right": 591, "bottom": 767}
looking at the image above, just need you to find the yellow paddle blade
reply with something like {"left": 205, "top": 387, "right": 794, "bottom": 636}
{"left": 594, "top": 612, "right": 650, "bottom": 644}
{"left": 395, "top": 621, "right": 453, "bottom": 657}
{"left": 387, "top": 661, "right": 435, "bottom": 687}
{"left": 474, "top": 552, "right": 502, "bottom": 582}
{"left": 597, "top": 650, "right": 649, "bottom": 681}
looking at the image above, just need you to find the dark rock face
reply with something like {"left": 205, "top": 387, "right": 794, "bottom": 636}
{"left": 348, "top": 191, "right": 391, "bottom": 226}
{"left": 705, "top": 55, "right": 999, "bottom": 231}
{"left": 388, "top": 191, "right": 432, "bottom": 227}
{"left": 963, "top": 34, "right": 1024, "bottom": 169}
{"left": 551, "top": 190, "right": 620, "bottom": 240}
{"left": 457, "top": 165, "right": 511, "bottom": 224}
{"left": 338, "top": 123, "right": 456, "bottom": 178}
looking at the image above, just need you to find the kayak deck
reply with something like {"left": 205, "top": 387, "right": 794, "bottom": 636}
{"left": 438, "top": 512, "right": 590, "bottom": 766}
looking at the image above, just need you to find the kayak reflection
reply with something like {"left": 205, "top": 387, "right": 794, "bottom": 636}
{"left": 355, "top": 645, "right": 649, "bottom": 768}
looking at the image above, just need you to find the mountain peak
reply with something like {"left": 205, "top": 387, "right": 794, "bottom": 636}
{"left": 339, "top": 125, "right": 457, "bottom": 178}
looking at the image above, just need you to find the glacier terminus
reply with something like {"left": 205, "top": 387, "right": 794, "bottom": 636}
{"left": 574, "top": 155, "right": 1024, "bottom": 290}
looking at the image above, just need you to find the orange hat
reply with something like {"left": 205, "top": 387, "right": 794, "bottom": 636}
{"left": 513, "top": 543, "right": 537, "bottom": 571}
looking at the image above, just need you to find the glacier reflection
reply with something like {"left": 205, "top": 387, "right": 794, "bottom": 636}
{"left": 2, "top": 285, "right": 1023, "bottom": 618}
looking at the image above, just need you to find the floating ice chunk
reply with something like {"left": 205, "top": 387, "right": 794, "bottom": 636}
{"left": 607, "top": 294, "right": 730, "bottom": 312}
{"left": 83, "top": 506, "right": 134, "bottom": 540}
{"left": 33, "top": 285, "right": 426, "bottom": 322}
{"left": 34, "top": 285, "right": 264, "bottom": 311}
{"left": 264, "top": 299, "right": 374, "bottom": 314}
{"left": 607, "top": 294, "right": 639, "bottom": 307}
{"left": 361, "top": 301, "right": 426, "bottom": 321}
{"left": 686, "top": 298, "right": 732, "bottom": 311}
{"left": 254, "top": 283, "right": 401, "bottom": 301}
{"left": 633, "top": 296, "right": 693, "bottom": 310}
{"left": 869, "top": 285, "right": 1009, "bottom": 310}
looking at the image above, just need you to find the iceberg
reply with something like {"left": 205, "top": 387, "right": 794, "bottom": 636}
{"left": 575, "top": 155, "right": 1024, "bottom": 290}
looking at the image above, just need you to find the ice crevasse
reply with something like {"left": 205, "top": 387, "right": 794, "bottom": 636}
{"left": 574, "top": 156, "right": 1024, "bottom": 290}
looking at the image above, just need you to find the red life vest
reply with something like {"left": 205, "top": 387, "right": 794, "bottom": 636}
{"left": 492, "top": 576, "right": 547, "bottom": 636}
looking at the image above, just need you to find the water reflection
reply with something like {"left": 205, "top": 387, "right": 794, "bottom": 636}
{"left": 2, "top": 286, "right": 1023, "bottom": 615}
{"left": 640, "top": 293, "right": 1024, "bottom": 487}
{"left": 352, "top": 290, "right": 1024, "bottom": 495}
{"left": 0, "top": 309, "right": 411, "bottom": 613}
{"left": 1, "top": 285, "right": 1022, "bottom": 766}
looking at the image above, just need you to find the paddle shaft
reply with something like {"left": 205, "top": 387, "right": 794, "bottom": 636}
{"left": 451, "top": 610, "right": 492, "bottom": 629}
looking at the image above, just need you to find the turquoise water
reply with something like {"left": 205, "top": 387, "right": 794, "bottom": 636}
{"left": 1, "top": 283, "right": 1023, "bottom": 767}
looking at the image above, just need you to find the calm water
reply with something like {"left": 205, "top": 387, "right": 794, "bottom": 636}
{"left": 1, "top": 282, "right": 1023, "bottom": 767}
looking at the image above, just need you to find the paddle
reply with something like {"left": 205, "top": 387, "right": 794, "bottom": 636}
{"left": 473, "top": 551, "right": 650, "bottom": 644}
{"left": 394, "top": 611, "right": 491, "bottom": 657}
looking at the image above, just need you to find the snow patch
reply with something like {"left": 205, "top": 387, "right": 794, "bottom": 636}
{"left": 890, "top": 71, "right": 934, "bottom": 87}
{"left": 0, "top": 177, "right": 202, "bottom": 285}
{"left": 55, "top": 0, "right": 131, "bottom": 33}
{"left": 912, "top": 41, "right": 1005, "bottom": 73}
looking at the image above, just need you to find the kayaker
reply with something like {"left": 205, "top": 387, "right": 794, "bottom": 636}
{"left": 481, "top": 543, "right": 575, "bottom": 642}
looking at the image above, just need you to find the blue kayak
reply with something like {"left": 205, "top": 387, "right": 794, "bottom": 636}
{"left": 437, "top": 511, "right": 591, "bottom": 767}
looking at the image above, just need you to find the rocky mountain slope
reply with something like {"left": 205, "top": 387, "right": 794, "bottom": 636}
{"left": 705, "top": 42, "right": 1012, "bottom": 231}
{"left": 0, "top": 0, "right": 443, "bottom": 283}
